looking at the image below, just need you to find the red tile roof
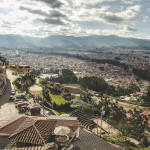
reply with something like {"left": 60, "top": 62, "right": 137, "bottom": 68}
{"left": 0, "top": 115, "right": 82, "bottom": 145}
{"left": 10, "top": 120, "right": 56, "bottom": 145}
{"left": 0, "top": 116, "right": 28, "bottom": 136}
{"left": 6, "top": 142, "right": 56, "bottom": 150}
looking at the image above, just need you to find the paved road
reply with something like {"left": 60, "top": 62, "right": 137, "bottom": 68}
{"left": 0, "top": 70, "right": 19, "bottom": 126}
{"left": 0, "top": 79, "right": 11, "bottom": 107}
{"left": 0, "top": 69, "right": 19, "bottom": 106}
{"left": 0, "top": 79, "right": 18, "bottom": 126}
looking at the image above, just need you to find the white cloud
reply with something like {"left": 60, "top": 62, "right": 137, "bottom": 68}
{"left": 122, "top": 0, "right": 141, "bottom": 4}
{"left": 72, "top": 0, "right": 116, "bottom": 6}
{"left": 0, "top": 0, "right": 149, "bottom": 40}
{"left": 127, "top": 5, "right": 142, "bottom": 12}
{"left": 122, "top": 25, "right": 136, "bottom": 32}
{"left": 69, "top": 6, "right": 139, "bottom": 25}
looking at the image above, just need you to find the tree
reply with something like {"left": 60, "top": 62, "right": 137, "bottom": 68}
{"left": 80, "top": 92, "right": 92, "bottom": 103}
{"left": 142, "top": 86, "right": 150, "bottom": 106}
{"left": 122, "top": 109, "right": 148, "bottom": 147}
{"left": 42, "top": 89, "right": 52, "bottom": 104}
{"left": 109, "top": 103, "right": 126, "bottom": 125}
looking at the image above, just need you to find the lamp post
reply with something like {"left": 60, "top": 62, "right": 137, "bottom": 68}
{"left": 100, "top": 106, "right": 105, "bottom": 137}
{"left": 96, "top": 114, "right": 99, "bottom": 136}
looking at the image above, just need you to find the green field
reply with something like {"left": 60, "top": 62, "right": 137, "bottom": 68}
{"left": 49, "top": 92, "right": 68, "bottom": 105}
{"left": 128, "top": 100, "right": 141, "bottom": 105}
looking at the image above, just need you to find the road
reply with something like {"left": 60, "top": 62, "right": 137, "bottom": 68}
{"left": 0, "top": 70, "right": 19, "bottom": 126}
{"left": 0, "top": 79, "right": 11, "bottom": 107}
{"left": 0, "top": 69, "right": 19, "bottom": 106}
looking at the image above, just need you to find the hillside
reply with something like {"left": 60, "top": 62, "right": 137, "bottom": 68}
{"left": 0, "top": 34, "right": 150, "bottom": 49}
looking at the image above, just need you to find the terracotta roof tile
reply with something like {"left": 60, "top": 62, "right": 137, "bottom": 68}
{"left": 11, "top": 117, "right": 36, "bottom": 137}
{"left": 5, "top": 142, "right": 56, "bottom": 150}
{"left": 0, "top": 116, "right": 27, "bottom": 136}
{"left": 10, "top": 120, "right": 56, "bottom": 145}
{"left": 1, "top": 115, "right": 82, "bottom": 145}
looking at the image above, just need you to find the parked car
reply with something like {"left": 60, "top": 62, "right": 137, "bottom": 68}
{"left": 15, "top": 93, "right": 26, "bottom": 99}
{"left": 14, "top": 99, "right": 25, "bottom": 102}
{"left": 15, "top": 100, "right": 26, "bottom": 105}
{"left": 11, "top": 90, "right": 16, "bottom": 95}
{"left": 9, "top": 96, "right": 15, "bottom": 101}
{"left": 18, "top": 105, "right": 28, "bottom": 113}
{"left": 15, "top": 102, "right": 28, "bottom": 108}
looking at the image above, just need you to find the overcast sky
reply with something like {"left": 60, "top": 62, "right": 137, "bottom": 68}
{"left": 0, "top": 0, "right": 150, "bottom": 39}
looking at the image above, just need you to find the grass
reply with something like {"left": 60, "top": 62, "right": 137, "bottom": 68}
{"left": 52, "top": 107, "right": 76, "bottom": 115}
{"left": 128, "top": 100, "right": 141, "bottom": 105}
{"left": 102, "top": 135, "right": 142, "bottom": 150}
{"left": 36, "top": 77, "right": 43, "bottom": 86}
{"left": 49, "top": 92, "right": 68, "bottom": 106}
{"left": 118, "top": 103, "right": 146, "bottom": 112}
{"left": 118, "top": 103, "right": 137, "bottom": 110}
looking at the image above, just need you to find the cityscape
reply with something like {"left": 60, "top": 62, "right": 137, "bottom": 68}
{"left": 0, "top": 0, "right": 150, "bottom": 150}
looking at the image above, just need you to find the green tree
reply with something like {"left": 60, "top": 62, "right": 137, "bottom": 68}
{"left": 142, "top": 87, "right": 150, "bottom": 106}
{"left": 109, "top": 103, "right": 126, "bottom": 125}
{"left": 122, "top": 109, "right": 148, "bottom": 147}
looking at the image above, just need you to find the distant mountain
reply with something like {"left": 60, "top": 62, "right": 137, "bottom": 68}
{"left": 0, "top": 34, "right": 150, "bottom": 49}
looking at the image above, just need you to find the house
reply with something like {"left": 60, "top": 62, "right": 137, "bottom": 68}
{"left": 8, "top": 65, "right": 30, "bottom": 75}
{"left": 0, "top": 115, "right": 82, "bottom": 149}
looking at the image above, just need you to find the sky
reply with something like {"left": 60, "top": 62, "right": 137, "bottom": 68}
{"left": 0, "top": 0, "right": 150, "bottom": 39}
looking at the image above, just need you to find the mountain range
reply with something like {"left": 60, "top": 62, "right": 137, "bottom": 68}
{"left": 0, "top": 34, "right": 150, "bottom": 50}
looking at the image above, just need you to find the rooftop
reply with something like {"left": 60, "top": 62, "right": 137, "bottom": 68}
{"left": 73, "top": 129, "right": 121, "bottom": 150}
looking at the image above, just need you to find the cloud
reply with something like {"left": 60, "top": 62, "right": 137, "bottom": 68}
{"left": 38, "top": 18, "right": 64, "bottom": 25}
{"left": 0, "top": 0, "right": 149, "bottom": 40}
{"left": 70, "top": 7, "right": 139, "bottom": 25}
{"left": 101, "top": 10, "right": 138, "bottom": 24}
{"left": 50, "top": 10, "right": 66, "bottom": 18}
{"left": 32, "top": 0, "right": 63, "bottom": 8}
{"left": 19, "top": 6, "right": 48, "bottom": 16}
{"left": 127, "top": 5, "right": 142, "bottom": 12}
{"left": 100, "top": 13, "right": 124, "bottom": 23}
{"left": 72, "top": 0, "right": 116, "bottom": 6}
{"left": 121, "top": 0, "right": 141, "bottom": 4}
{"left": 19, "top": 6, "right": 66, "bottom": 18}
{"left": 123, "top": 25, "right": 137, "bottom": 32}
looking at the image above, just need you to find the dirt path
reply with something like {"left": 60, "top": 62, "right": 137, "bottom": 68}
{"left": 29, "top": 85, "right": 42, "bottom": 91}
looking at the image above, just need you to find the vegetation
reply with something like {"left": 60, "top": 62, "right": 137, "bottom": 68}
{"left": 40, "top": 88, "right": 73, "bottom": 114}
{"left": 133, "top": 68, "right": 150, "bottom": 81}
{"left": 30, "top": 68, "right": 40, "bottom": 75}
{"left": 78, "top": 76, "right": 140, "bottom": 97}
{"left": 49, "top": 92, "right": 68, "bottom": 105}
{"left": 80, "top": 92, "right": 92, "bottom": 103}
{"left": 142, "top": 87, "right": 150, "bottom": 106}
{"left": 50, "top": 69, "right": 77, "bottom": 84}
{"left": 47, "top": 69, "right": 140, "bottom": 97}
{"left": 89, "top": 97, "right": 149, "bottom": 148}
{"left": 78, "top": 76, "right": 107, "bottom": 92}
{"left": 102, "top": 134, "right": 142, "bottom": 150}
{"left": 128, "top": 100, "right": 141, "bottom": 105}
{"left": 13, "top": 75, "right": 36, "bottom": 92}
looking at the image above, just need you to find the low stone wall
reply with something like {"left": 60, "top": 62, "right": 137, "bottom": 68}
{"left": 0, "top": 77, "right": 7, "bottom": 95}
